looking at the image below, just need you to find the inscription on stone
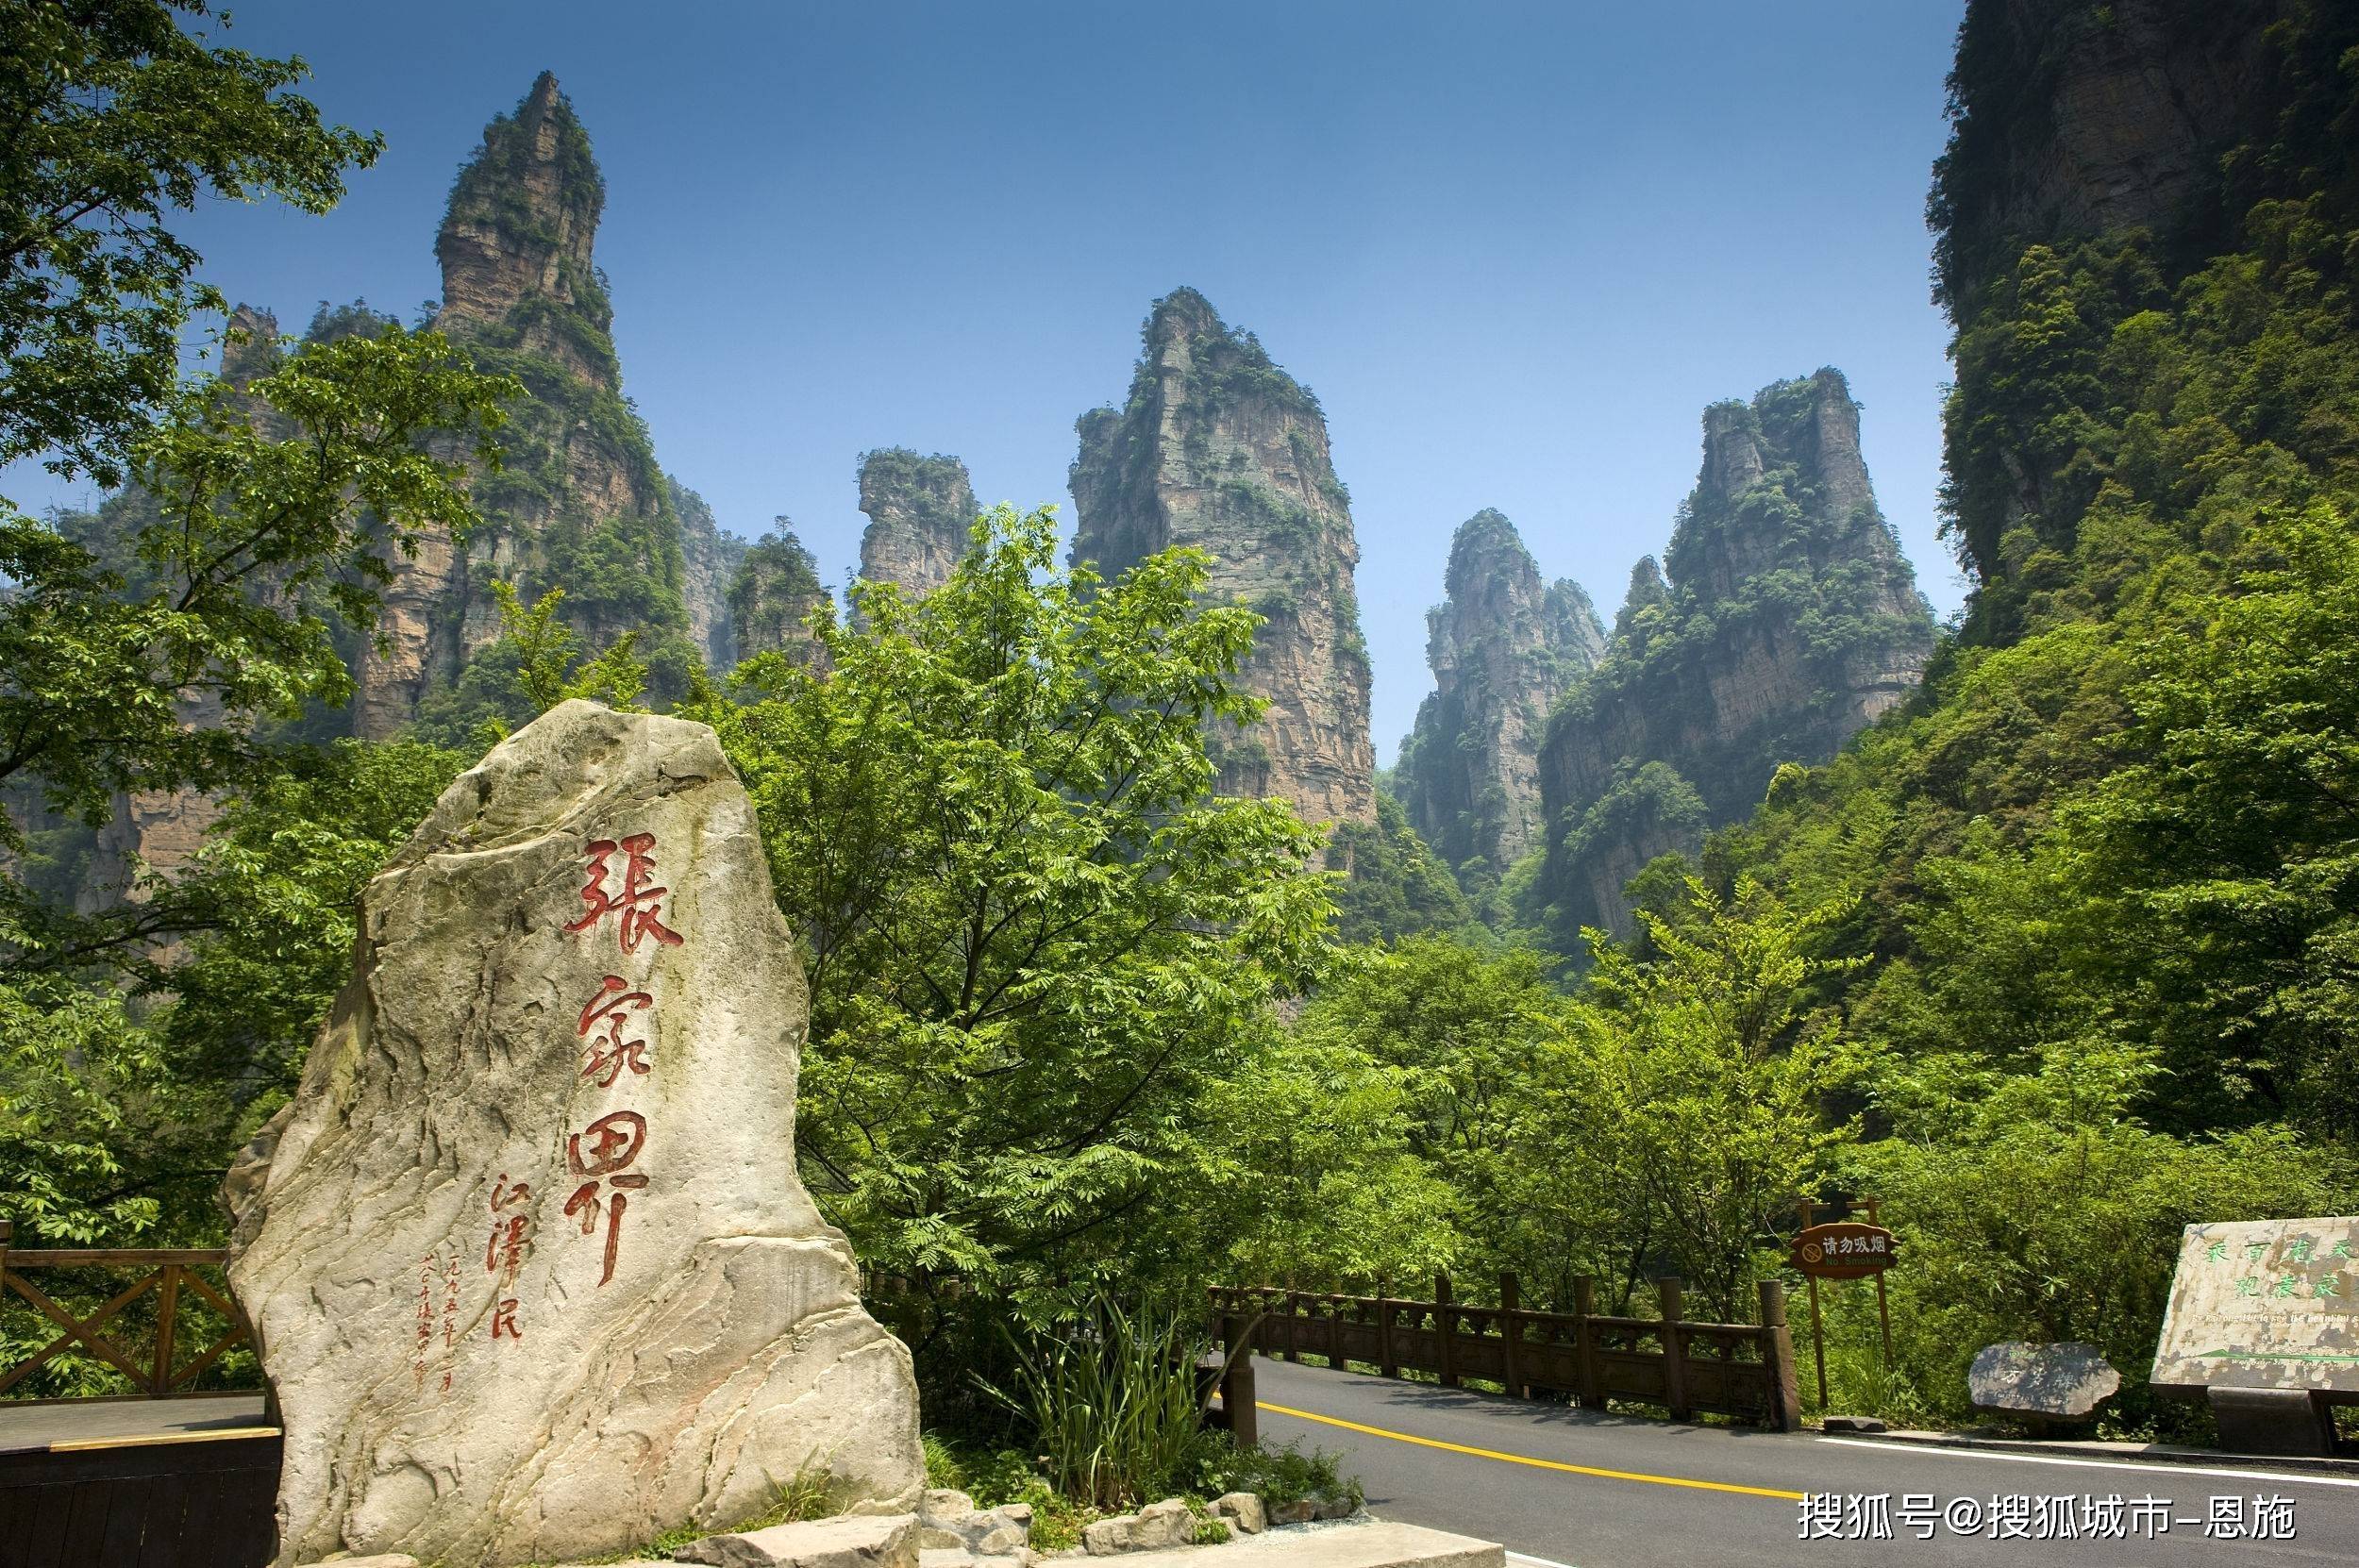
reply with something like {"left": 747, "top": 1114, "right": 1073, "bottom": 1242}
{"left": 2151, "top": 1217, "right": 2359, "bottom": 1393}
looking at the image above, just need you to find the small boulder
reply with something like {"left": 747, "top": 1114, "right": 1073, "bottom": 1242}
{"left": 922, "top": 1491, "right": 978, "bottom": 1520}
{"left": 1264, "top": 1499, "right": 1316, "bottom": 1527}
{"left": 1211, "top": 1493, "right": 1264, "bottom": 1534}
{"left": 1968, "top": 1342, "right": 2121, "bottom": 1422}
{"left": 1079, "top": 1498, "right": 1195, "bottom": 1555}
{"left": 1310, "top": 1494, "right": 1358, "bottom": 1522}
{"left": 921, "top": 1502, "right": 1031, "bottom": 1554}
{"left": 675, "top": 1511, "right": 919, "bottom": 1568}
{"left": 1821, "top": 1414, "right": 1887, "bottom": 1434}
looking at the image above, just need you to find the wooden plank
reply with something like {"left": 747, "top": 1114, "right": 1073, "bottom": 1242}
{"left": 92, "top": 1470, "right": 152, "bottom": 1568}
{"left": 2, "top": 1254, "right": 226, "bottom": 1268}
{"left": 56, "top": 1478, "right": 113, "bottom": 1568}
{"left": 12, "top": 1476, "right": 72, "bottom": 1568}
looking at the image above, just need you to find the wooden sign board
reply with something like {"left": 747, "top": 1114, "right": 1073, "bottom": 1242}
{"left": 1789, "top": 1221, "right": 1896, "bottom": 1279}
{"left": 2151, "top": 1217, "right": 2359, "bottom": 1393}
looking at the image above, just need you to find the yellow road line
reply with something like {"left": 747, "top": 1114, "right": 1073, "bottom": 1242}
{"left": 1256, "top": 1401, "right": 1804, "bottom": 1501}
{"left": 45, "top": 1426, "right": 279, "bottom": 1452}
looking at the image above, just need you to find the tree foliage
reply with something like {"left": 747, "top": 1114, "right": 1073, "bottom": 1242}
{"left": 685, "top": 506, "right": 1335, "bottom": 1325}
{"left": 0, "top": 1, "right": 380, "bottom": 485}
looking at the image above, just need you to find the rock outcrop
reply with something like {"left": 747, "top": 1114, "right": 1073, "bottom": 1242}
{"left": 1396, "top": 509, "right": 1607, "bottom": 893}
{"left": 729, "top": 523, "right": 833, "bottom": 666}
{"left": 352, "top": 73, "right": 733, "bottom": 737}
{"left": 858, "top": 450, "right": 977, "bottom": 596}
{"left": 1068, "top": 289, "right": 1374, "bottom": 826}
{"left": 1932, "top": 0, "right": 2279, "bottom": 314}
{"left": 1531, "top": 370, "right": 1935, "bottom": 938}
{"left": 675, "top": 479, "right": 749, "bottom": 669}
{"left": 225, "top": 701, "right": 921, "bottom": 1567}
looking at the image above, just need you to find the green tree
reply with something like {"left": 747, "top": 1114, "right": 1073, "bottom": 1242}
{"left": 1, "top": 1, "right": 380, "bottom": 484}
{"left": 1, "top": 325, "right": 512, "bottom": 953}
{"left": 0, "top": 4, "right": 516, "bottom": 1258}
{"left": 2071, "top": 501, "right": 2359, "bottom": 1131}
{"left": 1854, "top": 1038, "right": 2348, "bottom": 1428}
{"left": 1564, "top": 878, "right": 1862, "bottom": 1319}
{"left": 684, "top": 506, "right": 1335, "bottom": 1329}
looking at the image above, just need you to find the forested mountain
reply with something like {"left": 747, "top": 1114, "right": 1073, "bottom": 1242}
{"left": 1395, "top": 509, "right": 1608, "bottom": 914}
{"left": 371, "top": 72, "right": 736, "bottom": 739}
{"left": 1704, "top": 0, "right": 2359, "bottom": 1140}
{"left": 1070, "top": 289, "right": 1377, "bottom": 829}
{"left": 1524, "top": 371, "right": 1935, "bottom": 940}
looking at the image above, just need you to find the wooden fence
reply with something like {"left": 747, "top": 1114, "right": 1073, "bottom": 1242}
{"left": 1211, "top": 1273, "right": 1801, "bottom": 1431}
{"left": 0, "top": 1222, "right": 259, "bottom": 1402}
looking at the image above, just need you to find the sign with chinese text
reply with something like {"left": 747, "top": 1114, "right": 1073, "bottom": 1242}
{"left": 1790, "top": 1221, "right": 1897, "bottom": 1279}
{"left": 2151, "top": 1217, "right": 2359, "bottom": 1393}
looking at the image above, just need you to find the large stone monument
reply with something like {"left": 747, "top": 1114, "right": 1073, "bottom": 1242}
{"left": 2151, "top": 1216, "right": 2359, "bottom": 1457}
{"left": 224, "top": 701, "right": 923, "bottom": 1567}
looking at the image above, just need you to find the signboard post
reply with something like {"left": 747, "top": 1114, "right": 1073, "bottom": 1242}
{"left": 1788, "top": 1197, "right": 1899, "bottom": 1410}
{"left": 2151, "top": 1217, "right": 2359, "bottom": 1458}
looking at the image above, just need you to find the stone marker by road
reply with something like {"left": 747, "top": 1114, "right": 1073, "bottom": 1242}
{"left": 1966, "top": 1342, "right": 2119, "bottom": 1421}
{"left": 2150, "top": 1215, "right": 2359, "bottom": 1455}
{"left": 226, "top": 701, "right": 922, "bottom": 1567}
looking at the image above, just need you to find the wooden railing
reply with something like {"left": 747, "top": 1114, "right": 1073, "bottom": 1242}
{"left": 1211, "top": 1273, "right": 1801, "bottom": 1431}
{"left": 0, "top": 1221, "right": 259, "bottom": 1401}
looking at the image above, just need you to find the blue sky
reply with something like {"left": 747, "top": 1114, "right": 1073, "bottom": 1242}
{"left": 10, "top": 1, "right": 1969, "bottom": 761}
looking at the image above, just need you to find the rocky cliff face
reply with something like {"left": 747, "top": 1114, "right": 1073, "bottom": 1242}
{"left": 858, "top": 449, "right": 977, "bottom": 594}
{"left": 1532, "top": 370, "right": 1935, "bottom": 937}
{"left": 352, "top": 73, "right": 732, "bottom": 737}
{"left": 672, "top": 478, "right": 746, "bottom": 668}
{"left": 1396, "top": 509, "right": 1606, "bottom": 892}
{"left": 728, "top": 523, "right": 832, "bottom": 667}
{"left": 1068, "top": 289, "right": 1375, "bottom": 827}
{"left": 1932, "top": 0, "right": 2278, "bottom": 311}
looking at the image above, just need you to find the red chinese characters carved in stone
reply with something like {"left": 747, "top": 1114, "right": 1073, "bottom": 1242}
{"left": 564, "top": 1109, "right": 650, "bottom": 1286}
{"left": 563, "top": 833, "right": 684, "bottom": 955}
{"left": 577, "top": 975, "right": 653, "bottom": 1088}
{"left": 485, "top": 1174, "right": 532, "bottom": 1290}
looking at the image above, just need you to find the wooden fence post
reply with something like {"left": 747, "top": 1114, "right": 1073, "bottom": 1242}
{"left": 1656, "top": 1276, "right": 1691, "bottom": 1422}
{"left": 1327, "top": 1293, "right": 1346, "bottom": 1372}
{"left": 1497, "top": 1272, "right": 1524, "bottom": 1399}
{"left": 1283, "top": 1290, "right": 1302, "bottom": 1363}
{"left": 152, "top": 1262, "right": 182, "bottom": 1395}
{"left": 1378, "top": 1285, "right": 1398, "bottom": 1379}
{"left": 1758, "top": 1279, "right": 1803, "bottom": 1432}
{"left": 1220, "top": 1312, "right": 1258, "bottom": 1449}
{"left": 1571, "top": 1276, "right": 1601, "bottom": 1408}
{"left": 1433, "top": 1273, "right": 1459, "bottom": 1389}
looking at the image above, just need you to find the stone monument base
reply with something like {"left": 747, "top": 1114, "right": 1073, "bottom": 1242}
{"left": 2207, "top": 1387, "right": 2341, "bottom": 1458}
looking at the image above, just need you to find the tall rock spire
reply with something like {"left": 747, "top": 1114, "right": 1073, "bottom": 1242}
{"left": 1397, "top": 509, "right": 1607, "bottom": 893}
{"left": 1531, "top": 369, "right": 1936, "bottom": 938}
{"left": 857, "top": 449, "right": 978, "bottom": 595}
{"left": 349, "top": 75, "right": 733, "bottom": 737}
{"left": 1068, "top": 288, "right": 1375, "bottom": 826}
{"left": 433, "top": 71, "right": 613, "bottom": 388}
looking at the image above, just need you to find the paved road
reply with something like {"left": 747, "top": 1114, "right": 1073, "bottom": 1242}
{"left": 1250, "top": 1359, "right": 2359, "bottom": 1568}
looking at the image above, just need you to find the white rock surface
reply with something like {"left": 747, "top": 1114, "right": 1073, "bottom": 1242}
{"left": 676, "top": 1512, "right": 919, "bottom": 1568}
{"left": 1081, "top": 1499, "right": 1196, "bottom": 1555}
{"left": 225, "top": 702, "right": 923, "bottom": 1566}
{"left": 1211, "top": 1494, "right": 1263, "bottom": 1534}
